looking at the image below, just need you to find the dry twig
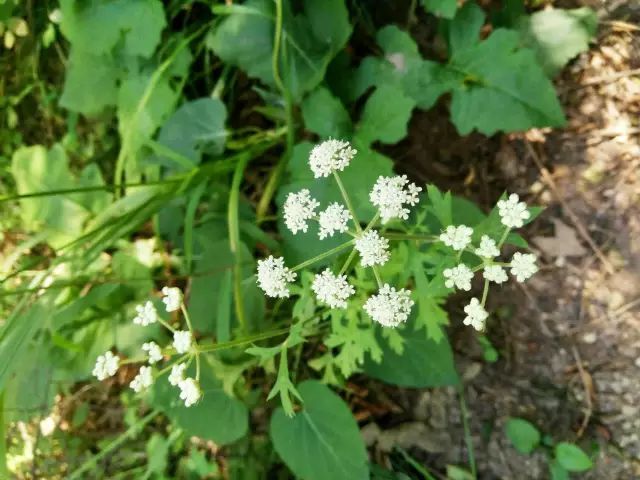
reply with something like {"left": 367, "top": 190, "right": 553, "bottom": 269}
{"left": 571, "top": 346, "right": 594, "bottom": 438}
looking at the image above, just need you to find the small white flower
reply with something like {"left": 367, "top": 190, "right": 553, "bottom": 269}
{"left": 283, "top": 189, "right": 320, "bottom": 234}
{"left": 168, "top": 363, "right": 187, "bottom": 386}
{"left": 173, "top": 330, "right": 192, "bottom": 354}
{"left": 439, "top": 225, "right": 473, "bottom": 251}
{"left": 130, "top": 366, "right": 153, "bottom": 392}
{"left": 311, "top": 269, "right": 355, "bottom": 309}
{"left": 142, "top": 342, "right": 163, "bottom": 364}
{"left": 463, "top": 298, "right": 488, "bottom": 331}
{"left": 475, "top": 235, "right": 500, "bottom": 258}
{"left": 309, "top": 139, "right": 357, "bottom": 178}
{"left": 92, "top": 351, "right": 119, "bottom": 380}
{"left": 510, "top": 252, "right": 538, "bottom": 282}
{"left": 256, "top": 255, "right": 297, "bottom": 298}
{"left": 364, "top": 284, "right": 414, "bottom": 328}
{"left": 133, "top": 301, "right": 158, "bottom": 326}
{"left": 369, "top": 175, "right": 422, "bottom": 224}
{"left": 161, "top": 286, "right": 182, "bottom": 312}
{"left": 318, "top": 203, "right": 351, "bottom": 239}
{"left": 497, "top": 193, "right": 530, "bottom": 229}
{"left": 355, "top": 230, "right": 390, "bottom": 267}
{"left": 483, "top": 265, "right": 508, "bottom": 284}
{"left": 179, "top": 378, "right": 201, "bottom": 407}
{"left": 443, "top": 264, "right": 474, "bottom": 291}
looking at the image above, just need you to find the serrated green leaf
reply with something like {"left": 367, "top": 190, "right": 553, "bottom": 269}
{"left": 426, "top": 184, "right": 453, "bottom": 228}
{"left": 270, "top": 381, "right": 369, "bottom": 480}
{"left": 505, "top": 418, "right": 541, "bottom": 454}
{"left": 356, "top": 85, "right": 414, "bottom": 145}
{"left": 364, "top": 323, "right": 458, "bottom": 388}
{"left": 448, "top": 28, "right": 566, "bottom": 134}
{"left": 518, "top": 7, "right": 597, "bottom": 76}
{"left": 208, "top": 0, "right": 351, "bottom": 101}
{"left": 421, "top": 0, "right": 457, "bottom": 19}
{"left": 555, "top": 442, "right": 593, "bottom": 472}
{"left": 325, "top": 309, "right": 382, "bottom": 378}
{"left": 302, "top": 87, "right": 352, "bottom": 138}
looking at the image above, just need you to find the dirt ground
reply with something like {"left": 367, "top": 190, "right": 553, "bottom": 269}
{"left": 363, "top": 4, "right": 640, "bottom": 479}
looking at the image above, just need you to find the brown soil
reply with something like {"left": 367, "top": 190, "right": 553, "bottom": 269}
{"left": 363, "top": 4, "right": 640, "bottom": 479}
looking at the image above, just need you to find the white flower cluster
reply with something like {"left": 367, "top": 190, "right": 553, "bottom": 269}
{"left": 369, "top": 175, "right": 421, "bottom": 224}
{"left": 438, "top": 193, "right": 538, "bottom": 332}
{"left": 309, "top": 139, "right": 357, "bottom": 178}
{"left": 257, "top": 139, "right": 423, "bottom": 328}
{"left": 168, "top": 363, "right": 201, "bottom": 407}
{"left": 257, "top": 256, "right": 297, "bottom": 298}
{"left": 355, "top": 230, "right": 390, "bottom": 267}
{"left": 284, "top": 189, "right": 319, "bottom": 234}
{"left": 318, "top": 203, "right": 351, "bottom": 239}
{"left": 364, "top": 284, "right": 414, "bottom": 328}
{"left": 92, "top": 287, "right": 202, "bottom": 407}
{"left": 312, "top": 269, "right": 355, "bottom": 309}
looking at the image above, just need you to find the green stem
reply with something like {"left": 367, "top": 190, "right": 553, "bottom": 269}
{"left": 338, "top": 248, "right": 357, "bottom": 276}
{"left": 383, "top": 232, "right": 439, "bottom": 242}
{"left": 290, "top": 240, "right": 355, "bottom": 272}
{"left": 458, "top": 386, "right": 478, "bottom": 479}
{"left": 363, "top": 211, "right": 380, "bottom": 234}
{"left": 180, "top": 303, "right": 194, "bottom": 335}
{"left": 229, "top": 153, "right": 251, "bottom": 334}
{"left": 480, "top": 279, "right": 490, "bottom": 306}
{"left": 333, "top": 172, "right": 362, "bottom": 233}
{"left": 0, "top": 393, "right": 7, "bottom": 479}
{"left": 114, "top": 28, "right": 204, "bottom": 194}
{"left": 68, "top": 410, "right": 161, "bottom": 480}
{"left": 497, "top": 227, "right": 511, "bottom": 248}
{"left": 256, "top": 0, "right": 293, "bottom": 220}
{"left": 198, "top": 327, "right": 290, "bottom": 353}
{"left": 372, "top": 266, "right": 383, "bottom": 288}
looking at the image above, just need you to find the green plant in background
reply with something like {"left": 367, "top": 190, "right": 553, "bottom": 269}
{"left": 506, "top": 417, "right": 594, "bottom": 479}
{"left": 0, "top": 0, "right": 599, "bottom": 478}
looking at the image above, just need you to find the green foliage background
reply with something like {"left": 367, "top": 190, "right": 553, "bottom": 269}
{"left": 0, "top": 0, "right": 596, "bottom": 478}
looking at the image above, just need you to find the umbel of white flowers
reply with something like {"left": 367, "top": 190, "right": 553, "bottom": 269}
{"left": 256, "top": 139, "right": 539, "bottom": 333}
{"left": 92, "top": 287, "right": 202, "bottom": 407}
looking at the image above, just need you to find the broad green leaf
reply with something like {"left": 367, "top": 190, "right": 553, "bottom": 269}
{"left": 447, "top": 2, "right": 484, "bottom": 53}
{"left": 77, "top": 164, "right": 112, "bottom": 214}
{"left": 59, "top": 0, "right": 165, "bottom": 58}
{"left": 518, "top": 7, "right": 597, "bottom": 77}
{"left": 208, "top": 0, "right": 351, "bottom": 101}
{"left": 270, "top": 381, "right": 369, "bottom": 480}
{"left": 355, "top": 85, "right": 414, "bottom": 145}
{"left": 421, "top": 0, "right": 457, "bottom": 19}
{"left": 11, "top": 144, "right": 91, "bottom": 247}
{"left": 555, "top": 442, "right": 593, "bottom": 472}
{"left": 549, "top": 460, "right": 570, "bottom": 480}
{"left": 302, "top": 87, "right": 352, "bottom": 138}
{"left": 151, "top": 365, "right": 248, "bottom": 445}
{"left": 505, "top": 418, "right": 541, "bottom": 454}
{"left": 276, "top": 142, "right": 392, "bottom": 265}
{"left": 59, "top": 49, "right": 118, "bottom": 114}
{"left": 154, "top": 97, "right": 228, "bottom": 170}
{"left": 447, "top": 28, "right": 566, "bottom": 134}
{"left": 363, "top": 323, "right": 459, "bottom": 388}
{"left": 117, "top": 71, "right": 178, "bottom": 173}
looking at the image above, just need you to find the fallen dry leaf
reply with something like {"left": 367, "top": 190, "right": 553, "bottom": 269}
{"left": 533, "top": 219, "right": 587, "bottom": 258}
